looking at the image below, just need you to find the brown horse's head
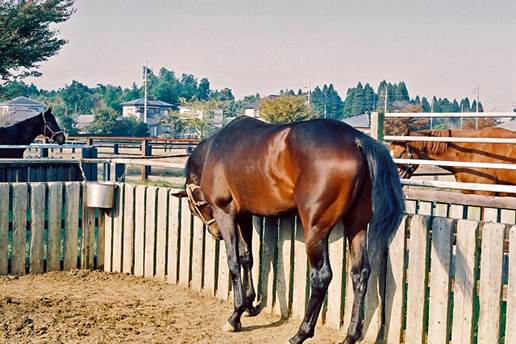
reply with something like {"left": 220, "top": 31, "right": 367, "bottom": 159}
{"left": 171, "top": 184, "right": 221, "bottom": 240}
{"left": 389, "top": 129, "right": 420, "bottom": 178}
{"left": 42, "top": 108, "right": 66, "bottom": 145}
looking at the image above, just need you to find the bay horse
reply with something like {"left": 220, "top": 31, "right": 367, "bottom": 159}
{"left": 0, "top": 108, "right": 65, "bottom": 158}
{"left": 389, "top": 127, "right": 516, "bottom": 196}
{"left": 172, "top": 116, "right": 404, "bottom": 344}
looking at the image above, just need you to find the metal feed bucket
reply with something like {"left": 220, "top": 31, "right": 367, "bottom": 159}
{"left": 87, "top": 182, "right": 116, "bottom": 208}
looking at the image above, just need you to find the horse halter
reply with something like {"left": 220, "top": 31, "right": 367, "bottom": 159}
{"left": 185, "top": 183, "right": 220, "bottom": 240}
{"left": 400, "top": 145, "right": 416, "bottom": 179}
{"left": 42, "top": 112, "right": 64, "bottom": 142}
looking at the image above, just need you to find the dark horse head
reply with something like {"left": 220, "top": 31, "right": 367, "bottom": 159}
{"left": 0, "top": 108, "right": 66, "bottom": 158}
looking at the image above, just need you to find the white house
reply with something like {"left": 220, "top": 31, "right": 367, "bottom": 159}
{"left": 243, "top": 101, "right": 260, "bottom": 118}
{"left": 120, "top": 97, "right": 174, "bottom": 137}
{"left": 0, "top": 96, "right": 45, "bottom": 125}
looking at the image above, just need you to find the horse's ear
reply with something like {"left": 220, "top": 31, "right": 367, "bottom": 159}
{"left": 403, "top": 129, "right": 411, "bottom": 136}
{"left": 171, "top": 189, "right": 187, "bottom": 198}
{"left": 44, "top": 108, "right": 52, "bottom": 116}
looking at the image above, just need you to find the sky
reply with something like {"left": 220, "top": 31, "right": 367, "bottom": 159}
{"left": 25, "top": 0, "right": 516, "bottom": 111}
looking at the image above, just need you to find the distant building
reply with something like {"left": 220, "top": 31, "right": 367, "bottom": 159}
{"left": 75, "top": 114, "right": 95, "bottom": 134}
{"left": 243, "top": 101, "right": 260, "bottom": 118}
{"left": 0, "top": 96, "right": 45, "bottom": 126}
{"left": 120, "top": 97, "right": 174, "bottom": 137}
{"left": 342, "top": 113, "right": 371, "bottom": 134}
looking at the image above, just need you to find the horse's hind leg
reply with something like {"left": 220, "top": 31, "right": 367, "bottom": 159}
{"left": 238, "top": 215, "right": 257, "bottom": 316}
{"left": 289, "top": 232, "right": 332, "bottom": 344}
{"left": 342, "top": 229, "right": 370, "bottom": 344}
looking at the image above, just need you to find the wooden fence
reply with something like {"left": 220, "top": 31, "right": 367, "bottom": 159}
{"left": 3, "top": 181, "right": 516, "bottom": 343}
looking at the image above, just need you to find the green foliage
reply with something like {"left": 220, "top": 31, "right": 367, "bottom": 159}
{"left": 311, "top": 84, "right": 344, "bottom": 119}
{"left": 0, "top": 0, "right": 75, "bottom": 83}
{"left": 89, "top": 106, "right": 148, "bottom": 137}
{"left": 258, "top": 94, "right": 317, "bottom": 123}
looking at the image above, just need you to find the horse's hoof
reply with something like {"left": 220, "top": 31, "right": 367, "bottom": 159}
{"left": 222, "top": 321, "right": 240, "bottom": 332}
{"left": 244, "top": 306, "right": 257, "bottom": 317}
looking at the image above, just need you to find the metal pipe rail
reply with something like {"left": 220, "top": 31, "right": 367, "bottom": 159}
{"left": 401, "top": 179, "right": 516, "bottom": 194}
{"left": 385, "top": 136, "right": 516, "bottom": 144}
{"left": 394, "top": 158, "right": 516, "bottom": 170}
{"left": 0, "top": 144, "right": 92, "bottom": 149}
{"left": 385, "top": 112, "right": 516, "bottom": 118}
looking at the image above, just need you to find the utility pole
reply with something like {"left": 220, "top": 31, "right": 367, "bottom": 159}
{"left": 381, "top": 87, "right": 388, "bottom": 114}
{"left": 305, "top": 81, "right": 311, "bottom": 105}
{"left": 143, "top": 65, "right": 149, "bottom": 124}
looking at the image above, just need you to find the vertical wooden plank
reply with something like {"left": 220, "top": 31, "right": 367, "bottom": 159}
{"left": 326, "top": 221, "right": 345, "bottom": 330}
{"left": 144, "top": 186, "right": 158, "bottom": 278}
{"left": 0, "top": 184, "right": 9, "bottom": 275}
{"left": 63, "top": 182, "right": 80, "bottom": 270}
{"left": 251, "top": 216, "right": 262, "bottom": 303}
{"left": 405, "top": 199, "right": 417, "bottom": 215}
{"left": 103, "top": 207, "right": 114, "bottom": 272}
{"left": 191, "top": 216, "right": 204, "bottom": 292}
{"left": 449, "top": 204, "right": 465, "bottom": 220}
{"left": 29, "top": 183, "right": 46, "bottom": 274}
{"left": 275, "top": 217, "right": 294, "bottom": 318}
{"left": 47, "top": 183, "right": 62, "bottom": 272}
{"left": 466, "top": 206, "right": 482, "bottom": 221}
{"left": 155, "top": 188, "right": 168, "bottom": 280}
{"left": 97, "top": 209, "right": 105, "bottom": 271}
{"left": 477, "top": 223, "right": 505, "bottom": 344}
{"left": 483, "top": 207, "right": 498, "bottom": 223}
{"left": 111, "top": 183, "right": 124, "bottom": 273}
{"left": 203, "top": 226, "right": 218, "bottom": 297}
{"left": 179, "top": 198, "right": 192, "bottom": 287}
{"left": 133, "top": 185, "right": 146, "bottom": 276}
{"left": 418, "top": 201, "right": 432, "bottom": 215}
{"left": 452, "top": 220, "right": 479, "bottom": 344}
{"left": 167, "top": 194, "right": 180, "bottom": 284}
{"left": 405, "top": 215, "right": 431, "bottom": 344}
{"left": 81, "top": 183, "right": 96, "bottom": 270}
{"left": 384, "top": 216, "right": 408, "bottom": 344}
{"left": 216, "top": 241, "right": 230, "bottom": 300}
{"left": 122, "top": 184, "right": 135, "bottom": 274}
{"left": 12, "top": 183, "right": 28, "bottom": 275}
{"left": 505, "top": 225, "right": 516, "bottom": 344}
{"left": 427, "top": 217, "right": 453, "bottom": 344}
{"left": 500, "top": 209, "right": 515, "bottom": 225}
{"left": 434, "top": 203, "right": 449, "bottom": 217}
{"left": 343, "top": 238, "right": 354, "bottom": 333}
{"left": 291, "top": 217, "right": 308, "bottom": 320}
{"left": 261, "top": 217, "right": 277, "bottom": 313}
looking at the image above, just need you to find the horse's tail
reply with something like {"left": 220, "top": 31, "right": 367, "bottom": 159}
{"left": 357, "top": 135, "right": 405, "bottom": 248}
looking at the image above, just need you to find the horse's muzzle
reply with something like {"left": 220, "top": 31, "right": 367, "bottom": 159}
{"left": 54, "top": 133, "right": 66, "bottom": 145}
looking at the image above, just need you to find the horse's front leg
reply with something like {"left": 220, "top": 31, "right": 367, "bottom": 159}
{"left": 215, "top": 211, "right": 246, "bottom": 332}
{"left": 238, "top": 215, "right": 257, "bottom": 316}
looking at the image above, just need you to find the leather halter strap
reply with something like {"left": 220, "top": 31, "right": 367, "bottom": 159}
{"left": 42, "top": 112, "right": 64, "bottom": 142}
{"left": 400, "top": 146, "right": 415, "bottom": 178}
{"left": 185, "top": 183, "right": 216, "bottom": 228}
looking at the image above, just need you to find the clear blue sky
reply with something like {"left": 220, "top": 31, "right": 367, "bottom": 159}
{"left": 26, "top": 0, "right": 516, "bottom": 111}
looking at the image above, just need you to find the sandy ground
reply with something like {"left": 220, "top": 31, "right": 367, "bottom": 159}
{"left": 0, "top": 270, "right": 346, "bottom": 344}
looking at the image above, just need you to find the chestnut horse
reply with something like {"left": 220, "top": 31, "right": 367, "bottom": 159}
{"left": 0, "top": 108, "right": 66, "bottom": 158}
{"left": 173, "top": 116, "right": 404, "bottom": 344}
{"left": 389, "top": 127, "right": 516, "bottom": 196}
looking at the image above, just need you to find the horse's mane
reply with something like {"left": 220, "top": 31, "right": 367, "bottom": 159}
{"left": 408, "top": 129, "right": 451, "bottom": 155}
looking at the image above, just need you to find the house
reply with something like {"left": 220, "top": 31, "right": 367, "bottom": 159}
{"left": 75, "top": 114, "right": 95, "bottom": 134}
{"left": 120, "top": 97, "right": 174, "bottom": 137}
{"left": 0, "top": 96, "right": 45, "bottom": 126}
{"left": 243, "top": 101, "right": 260, "bottom": 118}
{"left": 342, "top": 113, "right": 371, "bottom": 134}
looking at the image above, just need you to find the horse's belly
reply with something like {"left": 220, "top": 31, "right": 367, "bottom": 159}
{"left": 234, "top": 186, "right": 297, "bottom": 218}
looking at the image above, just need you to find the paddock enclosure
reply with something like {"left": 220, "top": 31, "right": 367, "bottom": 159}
{"left": 1, "top": 181, "right": 516, "bottom": 344}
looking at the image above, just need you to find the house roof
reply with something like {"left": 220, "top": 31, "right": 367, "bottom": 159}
{"left": 1, "top": 96, "right": 45, "bottom": 107}
{"left": 243, "top": 101, "right": 260, "bottom": 109}
{"left": 120, "top": 97, "right": 173, "bottom": 108}
{"left": 342, "top": 113, "right": 371, "bottom": 128}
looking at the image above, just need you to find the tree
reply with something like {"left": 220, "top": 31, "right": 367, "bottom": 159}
{"left": 0, "top": 0, "right": 75, "bottom": 83}
{"left": 258, "top": 94, "right": 316, "bottom": 123}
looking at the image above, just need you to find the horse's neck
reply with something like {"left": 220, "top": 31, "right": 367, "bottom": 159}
{"left": 8, "top": 116, "right": 43, "bottom": 145}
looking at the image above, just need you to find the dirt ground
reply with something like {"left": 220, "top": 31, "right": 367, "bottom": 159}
{"left": 0, "top": 270, "right": 346, "bottom": 344}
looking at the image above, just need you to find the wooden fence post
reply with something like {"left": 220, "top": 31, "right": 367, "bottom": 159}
{"left": 370, "top": 112, "right": 384, "bottom": 141}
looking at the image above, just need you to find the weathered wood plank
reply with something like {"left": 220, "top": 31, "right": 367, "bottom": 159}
{"left": 122, "top": 184, "right": 135, "bottom": 274}
{"left": 261, "top": 217, "right": 278, "bottom": 313}
{"left": 0, "top": 184, "right": 9, "bottom": 274}
{"left": 97, "top": 208, "right": 105, "bottom": 271}
{"left": 203, "top": 225, "right": 218, "bottom": 297}
{"left": 47, "top": 183, "right": 63, "bottom": 272}
{"left": 63, "top": 182, "right": 80, "bottom": 270}
{"left": 12, "top": 183, "right": 28, "bottom": 275}
{"left": 81, "top": 197, "right": 96, "bottom": 270}
{"left": 144, "top": 186, "right": 158, "bottom": 278}
{"left": 155, "top": 188, "right": 168, "bottom": 280}
{"left": 452, "top": 220, "right": 479, "bottom": 344}
{"left": 111, "top": 183, "right": 124, "bottom": 273}
{"left": 167, "top": 194, "right": 180, "bottom": 285}
{"left": 405, "top": 215, "right": 431, "bottom": 344}
{"left": 384, "top": 215, "right": 408, "bottom": 344}
{"left": 275, "top": 217, "right": 294, "bottom": 318}
{"left": 291, "top": 217, "right": 308, "bottom": 320}
{"left": 216, "top": 240, "right": 230, "bottom": 300}
{"left": 326, "top": 221, "right": 345, "bottom": 330}
{"left": 427, "top": 217, "right": 453, "bottom": 344}
{"left": 29, "top": 183, "right": 46, "bottom": 273}
{"left": 133, "top": 185, "right": 146, "bottom": 276}
{"left": 191, "top": 216, "right": 204, "bottom": 292}
{"left": 251, "top": 216, "right": 262, "bottom": 303}
{"left": 477, "top": 223, "right": 505, "bottom": 344}
{"left": 505, "top": 225, "right": 516, "bottom": 344}
{"left": 179, "top": 198, "right": 192, "bottom": 288}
